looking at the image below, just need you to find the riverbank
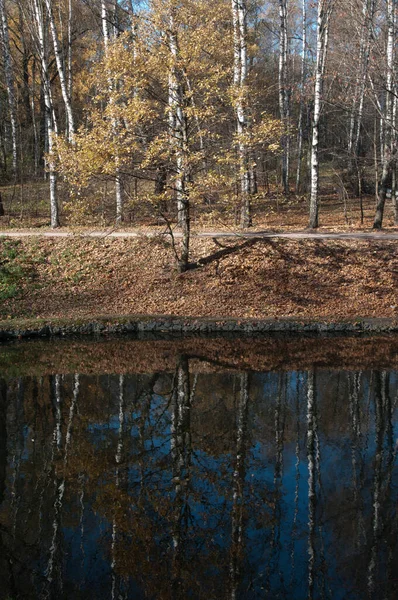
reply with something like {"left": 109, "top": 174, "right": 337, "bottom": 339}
{"left": 0, "top": 235, "right": 396, "bottom": 334}
{"left": 1, "top": 332, "right": 397, "bottom": 377}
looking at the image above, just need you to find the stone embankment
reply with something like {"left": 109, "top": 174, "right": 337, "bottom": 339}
{"left": 0, "top": 315, "right": 397, "bottom": 341}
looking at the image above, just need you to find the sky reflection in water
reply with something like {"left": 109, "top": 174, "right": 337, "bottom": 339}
{"left": 0, "top": 342, "right": 397, "bottom": 599}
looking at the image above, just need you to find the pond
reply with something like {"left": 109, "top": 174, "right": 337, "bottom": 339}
{"left": 0, "top": 334, "right": 397, "bottom": 599}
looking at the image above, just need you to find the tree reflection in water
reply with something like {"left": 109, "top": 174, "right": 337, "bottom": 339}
{"left": 0, "top": 348, "right": 397, "bottom": 599}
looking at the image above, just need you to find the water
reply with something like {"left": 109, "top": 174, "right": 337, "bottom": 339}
{"left": 0, "top": 335, "right": 397, "bottom": 599}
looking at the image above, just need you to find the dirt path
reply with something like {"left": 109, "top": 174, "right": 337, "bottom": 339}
{"left": 1, "top": 229, "right": 398, "bottom": 240}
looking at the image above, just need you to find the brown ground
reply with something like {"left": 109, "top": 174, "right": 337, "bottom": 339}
{"left": 1, "top": 235, "right": 397, "bottom": 322}
{"left": 1, "top": 335, "right": 397, "bottom": 378}
{"left": 1, "top": 181, "right": 397, "bottom": 233}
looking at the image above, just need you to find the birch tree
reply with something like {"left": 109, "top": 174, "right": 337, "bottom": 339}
{"left": 373, "top": 0, "right": 396, "bottom": 228}
{"left": 278, "top": 0, "right": 290, "bottom": 195}
{"left": 168, "top": 5, "right": 190, "bottom": 270}
{"left": 309, "top": 0, "right": 334, "bottom": 229}
{"left": 232, "top": 0, "right": 251, "bottom": 227}
{"left": 101, "top": 0, "right": 124, "bottom": 223}
{"left": 44, "top": 0, "right": 75, "bottom": 143}
{"left": 30, "top": 0, "right": 59, "bottom": 227}
{"left": 296, "top": 0, "right": 307, "bottom": 194}
{"left": 0, "top": 0, "right": 18, "bottom": 174}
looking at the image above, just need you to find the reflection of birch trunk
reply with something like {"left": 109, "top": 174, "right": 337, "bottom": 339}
{"left": 171, "top": 355, "right": 192, "bottom": 597}
{"left": 383, "top": 372, "right": 397, "bottom": 600}
{"left": 46, "top": 374, "right": 79, "bottom": 590}
{"left": 0, "top": 379, "right": 7, "bottom": 505}
{"left": 264, "top": 373, "right": 286, "bottom": 592}
{"left": 307, "top": 370, "right": 316, "bottom": 600}
{"left": 290, "top": 372, "right": 303, "bottom": 584}
{"left": 230, "top": 372, "right": 249, "bottom": 600}
{"left": 111, "top": 375, "right": 125, "bottom": 600}
{"left": 383, "top": 373, "right": 395, "bottom": 490}
{"left": 268, "top": 372, "right": 286, "bottom": 590}
{"left": 367, "top": 371, "right": 384, "bottom": 597}
{"left": 138, "top": 389, "right": 151, "bottom": 504}
{"left": 349, "top": 372, "right": 364, "bottom": 550}
{"left": 0, "top": 378, "right": 9, "bottom": 589}
{"left": 78, "top": 473, "right": 85, "bottom": 566}
{"left": 11, "top": 379, "right": 25, "bottom": 536}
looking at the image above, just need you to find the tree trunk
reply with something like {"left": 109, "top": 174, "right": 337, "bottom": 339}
{"left": 32, "top": 0, "right": 59, "bottom": 227}
{"left": 374, "top": 0, "right": 394, "bottom": 229}
{"left": 0, "top": 0, "right": 18, "bottom": 174}
{"left": 102, "top": 0, "right": 124, "bottom": 223}
{"left": 278, "top": 0, "right": 290, "bottom": 196}
{"left": 296, "top": 0, "right": 306, "bottom": 194}
{"left": 44, "top": 0, "right": 75, "bottom": 143}
{"left": 168, "top": 10, "right": 190, "bottom": 271}
{"left": 309, "top": 0, "right": 333, "bottom": 229}
{"left": 232, "top": 0, "right": 251, "bottom": 228}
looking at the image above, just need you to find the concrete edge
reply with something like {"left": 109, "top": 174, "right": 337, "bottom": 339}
{"left": 0, "top": 315, "right": 397, "bottom": 341}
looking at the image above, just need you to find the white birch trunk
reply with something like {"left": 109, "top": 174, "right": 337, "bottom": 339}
{"left": 348, "top": 0, "right": 375, "bottom": 183}
{"left": 309, "top": 0, "right": 333, "bottom": 229}
{"left": 168, "top": 11, "right": 190, "bottom": 270}
{"left": 31, "top": 0, "right": 59, "bottom": 227}
{"left": 278, "top": 0, "right": 289, "bottom": 195}
{"left": 296, "top": 0, "right": 306, "bottom": 194}
{"left": 101, "top": 0, "right": 109, "bottom": 50}
{"left": 31, "top": 59, "right": 40, "bottom": 176}
{"left": 0, "top": 0, "right": 18, "bottom": 174}
{"left": 347, "top": 1, "right": 365, "bottom": 158}
{"left": 374, "top": 0, "right": 395, "bottom": 228}
{"left": 67, "top": 0, "right": 72, "bottom": 102}
{"left": 232, "top": 0, "right": 250, "bottom": 227}
{"left": 390, "top": 2, "right": 397, "bottom": 225}
{"left": 44, "top": 0, "right": 75, "bottom": 143}
{"left": 102, "top": 0, "right": 123, "bottom": 223}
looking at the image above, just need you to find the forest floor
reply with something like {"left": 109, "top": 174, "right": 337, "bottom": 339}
{"left": 0, "top": 234, "right": 396, "bottom": 324}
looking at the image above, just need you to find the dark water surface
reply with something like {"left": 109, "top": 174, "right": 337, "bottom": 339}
{"left": 0, "top": 335, "right": 397, "bottom": 599}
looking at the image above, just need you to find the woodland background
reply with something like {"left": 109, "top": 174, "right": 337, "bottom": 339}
{"left": 0, "top": 0, "right": 397, "bottom": 270}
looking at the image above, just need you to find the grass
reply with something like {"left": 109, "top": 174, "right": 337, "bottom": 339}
{"left": 0, "top": 238, "right": 38, "bottom": 314}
